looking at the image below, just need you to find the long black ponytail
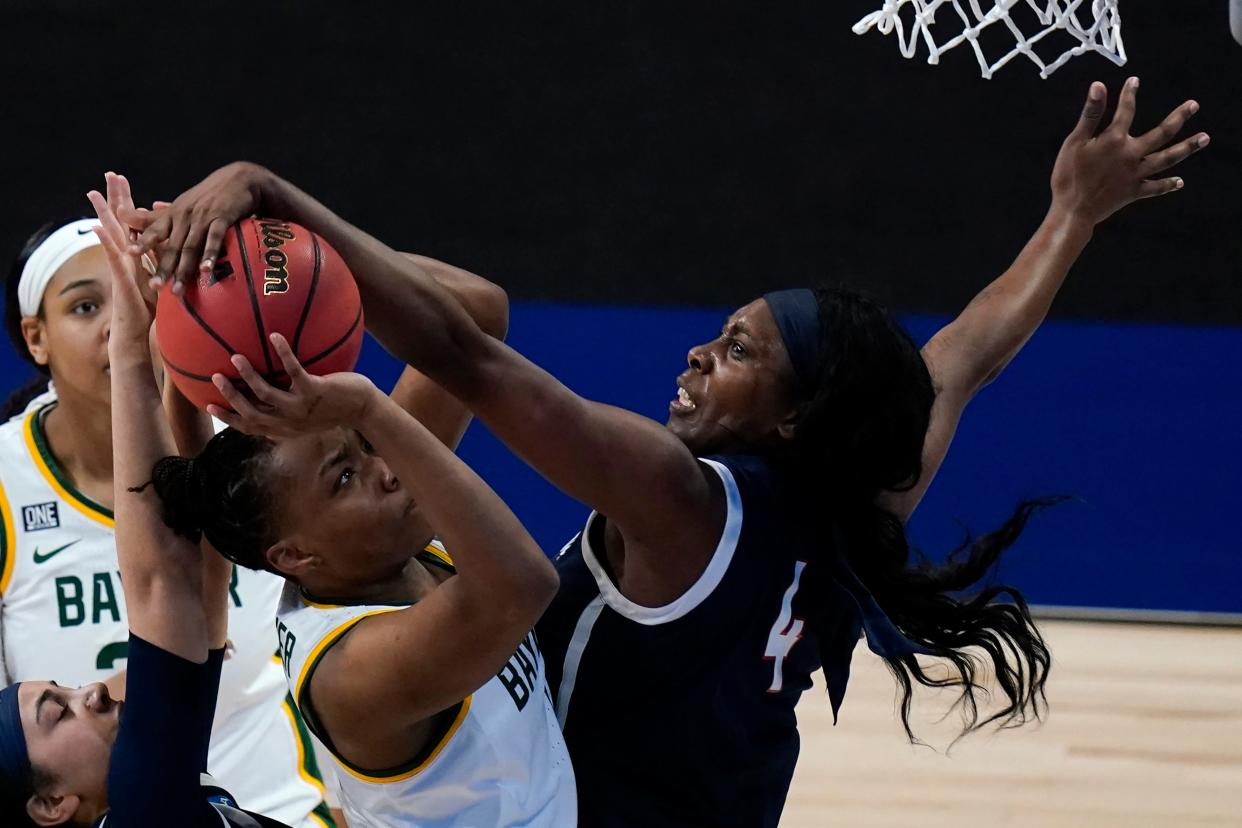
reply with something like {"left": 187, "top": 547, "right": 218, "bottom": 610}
{"left": 787, "top": 285, "right": 1056, "bottom": 742}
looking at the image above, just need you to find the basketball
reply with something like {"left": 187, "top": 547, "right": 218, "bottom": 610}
{"left": 155, "top": 217, "right": 364, "bottom": 411}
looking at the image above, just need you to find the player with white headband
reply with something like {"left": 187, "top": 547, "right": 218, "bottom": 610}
{"left": 0, "top": 180, "right": 336, "bottom": 827}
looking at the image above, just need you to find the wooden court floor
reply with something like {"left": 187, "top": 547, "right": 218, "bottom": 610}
{"left": 783, "top": 619, "right": 1242, "bottom": 826}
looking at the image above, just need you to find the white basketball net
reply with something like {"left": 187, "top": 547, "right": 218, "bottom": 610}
{"left": 853, "top": 0, "right": 1127, "bottom": 79}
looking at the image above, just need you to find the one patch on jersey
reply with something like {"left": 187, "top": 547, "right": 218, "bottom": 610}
{"left": 21, "top": 501, "right": 60, "bottom": 532}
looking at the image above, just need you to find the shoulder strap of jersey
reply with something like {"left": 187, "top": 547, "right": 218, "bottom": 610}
{"left": 280, "top": 592, "right": 473, "bottom": 786}
{"left": 417, "top": 538, "right": 455, "bottom": 572}
{"left": 287, "top": 604, "right": 404, "bottom": 710}
{"left": 19, "top": 405, "right": 114, "bottom": 528}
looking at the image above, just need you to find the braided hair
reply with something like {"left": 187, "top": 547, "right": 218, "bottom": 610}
{"left": 140, "top": 429, "right": 282, "bottom": 572}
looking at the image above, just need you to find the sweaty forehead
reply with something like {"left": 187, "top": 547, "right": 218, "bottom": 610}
{"left": 726, "top": 299, "right": 783, "bottom": 350}
{"left": 267, "top": 428, "right": 350, "bottom": 478}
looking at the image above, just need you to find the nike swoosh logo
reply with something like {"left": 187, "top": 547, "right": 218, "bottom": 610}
{"left": 33, "top": 540, "right": 80, "bottom": 564}
{"left": 77, "top": 228, "right": 95, "bottom": 235}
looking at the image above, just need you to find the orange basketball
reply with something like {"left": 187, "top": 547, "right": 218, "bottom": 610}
{"left": 155, "top": 217, "right": 364, "bottom": 411}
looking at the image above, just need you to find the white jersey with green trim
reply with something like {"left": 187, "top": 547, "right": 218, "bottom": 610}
{"left": 275, "top": 541, "right": 577, "bottom": 828}
{"left": 0, "top": 401, "right": 335, "bottom": 828}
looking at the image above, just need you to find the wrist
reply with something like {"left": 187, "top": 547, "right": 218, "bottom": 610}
{"left": 355, "top": 383, "right": 390, "bottom": 430}
{"left": 230, "top": 162, "right": 280, "bottom": 214}
{"left": 256, "top": 168, "right": 297, "bottom": 220}
{"left": 109, "top": 350, "right": 155, "bottom": 374}
{"left": 109, "top": 327, "right": 153, "bottom": 357}
{"left": 1044, "top": 202, "right": 1096, "bottom": 243}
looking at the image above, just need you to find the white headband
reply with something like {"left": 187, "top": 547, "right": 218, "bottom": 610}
{"left": 17, "top": 219, "right": 103, "bottom": 317}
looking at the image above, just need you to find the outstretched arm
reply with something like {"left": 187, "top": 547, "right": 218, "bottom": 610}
{"left": 127, "top": 166, "right": 722, "bottom": 600}
{"left": 90, "top": 173, "right": 226, "bottom": 663}
{"left": 387, "top": 254, "right": 509, "bottom": 450}
{"left": 881, "top": 79, "right": 1208, "bottom": 521}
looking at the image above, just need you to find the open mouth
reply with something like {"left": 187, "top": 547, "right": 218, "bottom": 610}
{"left": 670, "top": 382, "right": 697, "bottom": 413}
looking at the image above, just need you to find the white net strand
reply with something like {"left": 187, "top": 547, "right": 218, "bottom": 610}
{"left": 853, "top": 0, "right": 1127, "bottom": 79}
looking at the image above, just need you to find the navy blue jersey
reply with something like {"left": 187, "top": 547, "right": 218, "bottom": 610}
{"left": 94, "top": 634, "right": 291, "bottom": 828}
{"left": 538, "top": 454, "right": 925, "bottom": 828}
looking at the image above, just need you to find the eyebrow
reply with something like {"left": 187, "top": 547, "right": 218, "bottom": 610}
{"left": 34, "top": 689, "right": 54, "bottom": 726}
{"left": 56, "top": 278, "right": 100, "bottom": 296}
{"left": 318, "top": 444, "right": 349, "bottom": 479}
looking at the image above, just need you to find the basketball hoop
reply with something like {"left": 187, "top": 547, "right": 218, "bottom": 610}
{"left": 854, "top": 1, "right": 1127, "bottom": 79}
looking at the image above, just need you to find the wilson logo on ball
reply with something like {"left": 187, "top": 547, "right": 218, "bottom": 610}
{"left": 259, "top": 219, "right": 296, "bottom": 296}
{"left": 156, "top": 217, "right": 364, "bottom": 412}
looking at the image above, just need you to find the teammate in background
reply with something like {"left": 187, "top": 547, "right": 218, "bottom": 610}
{"left": 0, "top": 175, "right": 296, "bottom": 828}
{"left": 129, "top": 80, "right": 1208, "bottom": 827}
{"left": 107, "top": 176, "right": 577, "bottom": 823}
{"left": 0, "top": 199, "right": 335, "bottom": 825}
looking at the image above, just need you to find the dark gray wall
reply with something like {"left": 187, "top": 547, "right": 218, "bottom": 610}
{"left": 3, "top": 1, "right": 1239, "bottom": 322}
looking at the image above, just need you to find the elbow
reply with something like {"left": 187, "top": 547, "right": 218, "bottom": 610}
{"left": 516, "top": 552, "right": 559, "bottom": 618}
{"left": 465, "top": 554, "right": 559, "bottom": 635}
{"left": 510, "top": 552, "right": 560, "bottom": 625}
{"left": 532, "top": 555, "right": 560, "bottom": 605}
{"left": 977, "top": 354, "right": 1015, "bottom": 390}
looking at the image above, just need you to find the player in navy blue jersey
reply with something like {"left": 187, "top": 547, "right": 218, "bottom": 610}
{"left": 0, "top": 177, "right": 293, "bottom": 828}
{"left": 135, "top": 80, "right": 1207, "bottom": 826}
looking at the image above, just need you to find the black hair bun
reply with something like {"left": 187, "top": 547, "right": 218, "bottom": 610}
{"left": 148, "top": 455, "right": 211, "bottom": 542}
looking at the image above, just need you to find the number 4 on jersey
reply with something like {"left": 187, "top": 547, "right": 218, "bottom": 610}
{"left": 763, "top": 560, "right": 808, "bottom": 693}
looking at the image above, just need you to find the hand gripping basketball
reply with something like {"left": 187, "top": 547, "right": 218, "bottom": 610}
{"left": 153, "top": 216, "right": 364, "bottom": 411}
{"left": 122, "top": 161, "right": 268, "bottom": 292}
{"left": 1050, "top": 79, "right": 1209, "bottom": 226}
{"left": 207, "top": 333, "right": 379, "bottom": 439}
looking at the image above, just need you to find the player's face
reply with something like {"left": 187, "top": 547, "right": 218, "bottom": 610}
{"left": 667, "top": 298, "right": 802, "bottom": 456}
{"left": 269, "top": 427, "right": 433, "bottom": 583}
{"left": 19, "top": 681, "right": 119, "bottom": 813}
{"left": 21, "top": 247, "right": 114, "bottom": 406}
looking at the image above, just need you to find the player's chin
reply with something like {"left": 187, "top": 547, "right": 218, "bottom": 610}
{"left": 398, "top": 501, "right": 432, "bottom": 537}
{"left": 664, "top": 416, "right": 709, "bottom": 455}
{"left": 664, "top": 414, "right": 691, "bottom": 442}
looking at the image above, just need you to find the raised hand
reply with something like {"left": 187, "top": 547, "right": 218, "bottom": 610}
{"left": 1051, "top": 78, "right": 1208, "bottom": 226}
{"left": 120, "top": 161, "right": 269, "bottom": 295}
{"left": 207, "top": 333, "right": 380, "bottom": 438}
{"left": 87, "top": 172, "right": 153, "bottom": 354}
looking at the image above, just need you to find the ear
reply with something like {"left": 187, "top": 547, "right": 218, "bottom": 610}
{"left": 775, "top": 404, "right": 802, "bottom": 442}
{"left": 27, "top": 791, "right": 79, "bottom": 827}
{"left": 19, "top": 316, "right": 49, "bottom": 367}
{"left": 265, "top": 539, "right": 316, "bottom": 580}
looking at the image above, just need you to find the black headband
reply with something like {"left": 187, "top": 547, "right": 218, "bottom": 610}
{"left": 764, "top": 288, "right": 821, "bottom": 397}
